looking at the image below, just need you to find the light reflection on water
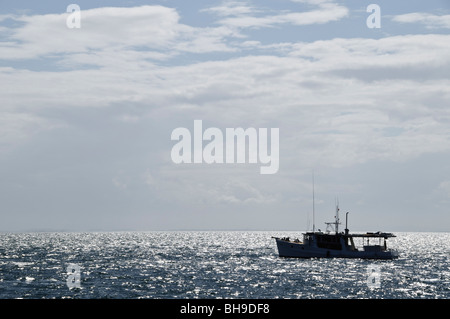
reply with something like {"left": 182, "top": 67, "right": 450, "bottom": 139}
{"left": 0, "top": 231, "right": 448, "bottom": 299}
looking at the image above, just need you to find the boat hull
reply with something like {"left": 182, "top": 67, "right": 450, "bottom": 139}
{"left": 274, "top": 237, "right": 398, "bottom": 259}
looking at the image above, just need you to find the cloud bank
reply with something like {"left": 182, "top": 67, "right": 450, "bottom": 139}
{"left": 1, "top": 2, "right": 450, "bottom": 231}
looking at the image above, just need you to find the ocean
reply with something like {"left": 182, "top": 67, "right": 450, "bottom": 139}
{"left": 0, "top": 231, "right": 448, "bottom": 299}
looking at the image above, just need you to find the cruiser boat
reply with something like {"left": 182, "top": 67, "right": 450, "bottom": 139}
{"left": 273, "top": 204, "right": 399, "bottom": 259}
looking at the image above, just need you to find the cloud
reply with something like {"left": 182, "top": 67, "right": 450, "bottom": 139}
{"left": 0, "top": 5, "right": 240, "bottom": 63}
{"left": 2, "top": 31, "right": 450, "bottom": 169}
{"left": 144, "top": 165, "right": 278, "bottom": 204}
{"left": 0, "top": 112, "right": 63, "bottom": 154}
{"left": 437, "top": 180, "right": 450, "bottom": 198}
{"left": 1, "top": 4, "right": 450, "bottom": 230}
{"left": 200, "top": 1, "right": 258, "bottom": 17}
{"left": 288, "top": 34, "right": 450, "bottom": 71}
{"left": 112, "top": 170, "right": 131, "bottom": 190}
{"left": 0, "top": 6, "right": 179, "bottom": 60}
{"left": 204, "top": 0, "right": 348, "bottom": 29}
{"left": 392, "top": 12, "right": 450, "bottom": 29}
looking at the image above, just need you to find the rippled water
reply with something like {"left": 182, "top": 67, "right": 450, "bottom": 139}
{"left": 0, "top": 231, "right": 449, "bottom": 299}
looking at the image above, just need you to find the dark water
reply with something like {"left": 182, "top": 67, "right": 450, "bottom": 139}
{"left": 0, "top": 231, "right": 448, "bottom": 299}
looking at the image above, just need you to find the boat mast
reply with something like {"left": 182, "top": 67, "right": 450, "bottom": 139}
{"left": 312, "top": 171, "right": 315, "bottom": 233}
{"left": 345, "top": 212, "right": 349, "bottom": 235}
{"left": 335, "top": 198, "right": 339, "bottom": 234}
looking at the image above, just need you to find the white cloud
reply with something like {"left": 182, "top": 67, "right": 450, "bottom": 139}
{"left": 0, "top": 111, "right": 64, "bottom": 154}
{"left": 392, "top": 12, "right": 450, "bottom": 29}
{"left": 112, "top": 177, "right": 128, "bottom": 189}
{"left": 0, "top": 6, "right": 179, "bottom": 60}
{"left": 144, "top": 165, "right": 278, "bottom": 204}
{"left": 2, "top": 32, "right": 450, "bottom": 169}
{"left": 200, "top": 1, "right": 258, "bottom": 17}
{"left": 288, "top": 34, "right": 450, "bottom": 71}
{"left": 1, "top": 3, "right": 450, "bottom": 231}
{"left": 437, "top": 180, "right": 450, "bottom": 198}
{"left": 205, "top": 0, "right": 348, "bottom": 29}
{"left": 143, "top": 170, "right": 156, "bottom": 186}
{"left": 0, "top": 5, "right": 240, "bottom": 63}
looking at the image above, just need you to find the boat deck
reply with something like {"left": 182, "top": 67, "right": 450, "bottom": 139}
{"left": 302, "top": 231, "right": 396, "bottom": 238}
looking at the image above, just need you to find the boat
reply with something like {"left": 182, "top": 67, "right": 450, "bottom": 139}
{"left": 272, "top": 203, "right": 399, "bottom": 259}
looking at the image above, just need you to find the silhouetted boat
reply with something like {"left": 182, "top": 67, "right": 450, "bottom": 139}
{"left": 273, "top": 204, "right": 399, "bottom": 259}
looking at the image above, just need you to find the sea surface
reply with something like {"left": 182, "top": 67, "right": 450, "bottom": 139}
{"left": 0, "top": 231, "right": 449, "bottom": 299}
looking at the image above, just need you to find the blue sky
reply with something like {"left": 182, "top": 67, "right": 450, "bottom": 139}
{"left": 1, "top": 1, "right": 450, "bottom": 232}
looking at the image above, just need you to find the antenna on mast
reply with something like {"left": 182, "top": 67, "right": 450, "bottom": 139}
{"left": 335, "top": 197, "right": 340, "bottom": 234}
{"left": 345, "top": 212, "right": 349, "bottom": 235}
{"left": 312, "top": 171, "right": 315, "bottom": 233}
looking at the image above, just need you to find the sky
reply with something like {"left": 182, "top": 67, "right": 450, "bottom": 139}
{"left": 1, "top": 0, "right": 449, "bottom": 232}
